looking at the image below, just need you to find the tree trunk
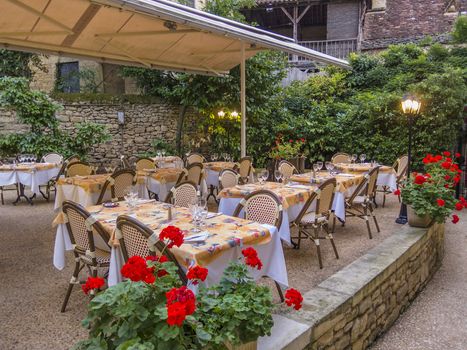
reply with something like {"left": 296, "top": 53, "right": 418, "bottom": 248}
{"left": 176, "top": 104, "right": 188, "bottom": 155}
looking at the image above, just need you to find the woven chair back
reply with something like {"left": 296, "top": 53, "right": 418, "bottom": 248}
{"left": 186, "top": 153, "right": 205, "bottom": 165}
{"left": 367, "top": 166, "right": 380, "bottom": 199}
{"left": 166, "top": 181, "right": 198, "bottom": 208}
{"left": 238, "top": 157, "right": 252, "bottom": 179}
{"left": 41, "top": 153, "right": 63, "bottom": 164}
{"left": 186, "top": 162, "right": 204, "bottom": 185}
{"left": 316, "top": 178, "right": 337, "bottom": 215}
{"left": 112, "top": 169, "right": 136, "bottom": 200}
{"left": 278, "top": 160, "right": 297, "bottom": 179}
{"left": 233, "top": 190, "right": 283, "bottom": 229}
{"left": 219, "top": 169, "right": 239, "bottom": 190}
{"left": 116, "top": 215, "right": 187, "bottom": 284}
{"left": 135, "top": 157, "right": 156, "bottom": 171}
{"left": 331, "top": 153, "right": 351, "bottom": 164}
{"left": 66, "top": 161, "right": 93, "bottom": 177}
{"left": 396, "top": 155, "right": 408, "bottom": 178}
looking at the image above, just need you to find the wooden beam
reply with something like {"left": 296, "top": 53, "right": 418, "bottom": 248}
{"left": 189, "top": 47, "right": 262, "bottom": 56}
{"left": 6, "top": 0, "right": 73, "bottom": 33}
{"left": 62, "top": 4, "right": 101, "bottom": 47}
{"left": 95, "top": 29, "right": 198, "bottom": 37}
{"left": 297, "top": 5, "right": 311, "bottom": 23}
{"left": 0, "top": 31, "right": 70, "bottom": 37}
{"left": 280, "top": 7, "right": 294, "bottom": 22}
{"left": 95, "top": 37, "right": 152, "bottom": 68}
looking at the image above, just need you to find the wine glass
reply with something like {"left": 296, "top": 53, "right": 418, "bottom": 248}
{"left": 274, "top": 170, "right": 282, "bottom": 183}
{"left": 327, "top": 162, "right": 335, "bottom": 175}
{"left": 162, "top": 150, "right": 166, "bottom": 157}
{"left": 351, "top": 154, "right": 358, "bottom": 163}
{"left": 190, "top": 201, "right": 201, "bottom": 233}
{"left": 317, "top": 161, "right": 324, "bottom": 172}
{"left": 312, "top": 163, "right": 319, "bottom": 175}
{"left": 360, "top": 154, "right": 366, "bottom": 164}
{"left": 212, "top": 153, "right": 218, "bottom": 161}
{"left": 261, "top": 169, "right": 269, "bottom": 185}
{"left": 325, "top": 161, "right": 332, "bottom": 172}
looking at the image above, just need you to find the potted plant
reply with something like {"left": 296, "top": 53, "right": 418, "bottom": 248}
{"left": 73, "top": 227, "right": 303, "bottom": 350}
{"left": 399, "top": 151, "right": 466, "bottom": 227}
{"left": 269, "top": 136, "right": 307, "bottom": 173}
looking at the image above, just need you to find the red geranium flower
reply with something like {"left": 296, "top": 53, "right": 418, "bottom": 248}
{"left": 159, "top": 226, "right": 184, "bottom": 248}
{"left": 455, "top": 202, "right": 464, "bottom": 211}
{"left": 167, "top": 302, "right": 188, "bottom": 326}
{"left": 165, "top": 286, "right": 196, "bottom": 326}
{"left": 289, "top": 139, "right": 293, "bottom": 143}
{"left": 453, "top": 176, "right": 460, "bottom": 184}
{"left": 444, "top": 175, "right": 451, "bottom": 181}
{"left": 393, "top": 189, "right": 401, "bottom": 196}
{"left": 436, "top": 199, "right": 445, "bottom": 207}
{"left": 441, "top": 161, "right": 452, "bottom": 170}
{"left": 452, "top": 215, "right": 460, "bottom": 224}
{"left": 242, "top": 247, "right": 263, "bottom": 270}
{"left": 443, "top": 151, "right": 451, "bottom": 157}
{"left": 300, "top": 138, "right": 305, "bottom": 143}
{"left": 187, "top": 265, "right": 209, "bottom": 285}
{"left": 285, "top": 288, "right": 303, "bottom": 310}
{"left": 434, "top": 155, "right": 443, "bottom": 161}
{"left": 82, "top": 276, "right": 105, "bottom": 295}
{"left": 121, "top": 256, "right": 155, "bottom": 283}
{"left": 455, "top": 152, "right": 461, "bottom": 158}
{"left": 414, "top": 175, "right": 426, "bottom": 185}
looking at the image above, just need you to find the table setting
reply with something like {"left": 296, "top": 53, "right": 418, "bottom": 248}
{"left": 53, "top": 198, "right": 287, "bottom": 288}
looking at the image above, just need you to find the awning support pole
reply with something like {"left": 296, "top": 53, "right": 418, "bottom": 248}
{"left": 240, "top": 43, "right": 246, "bottom": 158}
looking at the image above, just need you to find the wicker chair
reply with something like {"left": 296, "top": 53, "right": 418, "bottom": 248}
{"left": 237, "top": 157, "right": 253, "bottom": 184}
{"left": 165, "top": 181, "right": 198, "bottom": 208}
{"left": 379, "top": 155, "right": 408, "bottom": 207}
{"left": 66, "top": 161, "right": 93, "bottom": 177}
{"left": 338, "top": 166, "right": 381, "bottom": 239}
{"left": 116, "top": 215, "right": 187, "bottom": 284}
{"left": 41, "top": 152, "right": 63, "bottom": 164}
{"left": 331, "top": 153, "right": 351, "bottom": 164}
{"left": 290, "top": 179, "right": 338, "bottom": 269}
{"left": 176, "top": 163, "right": 204, "bottom": 187}
{"left": 186, "top": 153, "right": 205, "bottom": 166}
{"left": 278, "top": 160, "right": 297, "bottom": 180}
{"left": 232, "top": 190, "right": 284, "bottom": 301}
{"left": 135, "top": 157, "right": 156, "bottom": 171}
{"left": 172, "top": 156, "right": 184, "bottom": 169}
{"left": 219, "top": 169, "right": 240, "bottom": 190}
{"left": 96, "top": 169, "right": 136, "bottom": 204}
{"left": 61, "top": 200, "right": 111, "bottom": 312}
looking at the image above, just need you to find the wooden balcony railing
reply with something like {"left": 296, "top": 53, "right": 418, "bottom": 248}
{"left": 290, "top": 38, "right": 358, "bottom": 61}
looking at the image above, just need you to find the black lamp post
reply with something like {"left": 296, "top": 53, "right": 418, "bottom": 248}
{"left": 396, "top": 94, "right": 422, "bottom": 224}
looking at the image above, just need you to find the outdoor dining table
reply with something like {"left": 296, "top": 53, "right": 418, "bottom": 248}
{"left": 138, "top": 168, "right": 185, "bottom": 201}
{"left": 0, "top": 162, "right": 60, "bottom": 204}
{"left": 53, "top": 200, "right": 287, "bottom": 288}
{"left": 54, "top": 173, "right": 149, "bottom": 212}
{"left": 217, "top": 173, "right": 365, "bottom": 244}
{"left": 333, "top": 163, "right": 397, "bottom": 190}
{"left": 151, "top": 156, "right": 183, "bottom": 169}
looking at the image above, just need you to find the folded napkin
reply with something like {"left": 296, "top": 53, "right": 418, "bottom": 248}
{"left": 185, "top": 232, "right": 210, "bottom": 243}
{"left": 338, "top": 173, "right": 356, "bottom": 177}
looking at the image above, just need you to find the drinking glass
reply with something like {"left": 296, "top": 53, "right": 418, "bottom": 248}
{"left": 261, "top": 169, "right": 269, "bottom": 184}
{"left": 162, "top": 150, "right": 166, "bottom": 157}
{"left": 351, "top": 154, "right": 357, "bottom": 163}
{"left": 274, "top": 170, "right": 282, "bottom": 183}
{"left": 212, "top": 153, "right": 218, "bottom": 161}
{"left": 312, "top": 163, "right": 319, "bottom": 174}
{"left": 328, "top": 162, "right": 335, "bottom": 175}
{"left": 190, "top": 201, "right": 201, "bottom": 233}
{"left": 325, "top": 161, "right": 331, "bottom": 171}
{"left": 360, "top": 154, "right": 366, "bottom": 163}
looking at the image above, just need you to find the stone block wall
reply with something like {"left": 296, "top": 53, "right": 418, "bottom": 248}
{"left": 327, "top": 1, "right": 360, "bottom": 40}
{"left": 275, "top": 223, "right": 445, "bottom": 350}
{"left": 0, "top": 98, "right": 198, "bottom": 166}
{"left": 362, "top": 0, "right": 459, "bottom": 50}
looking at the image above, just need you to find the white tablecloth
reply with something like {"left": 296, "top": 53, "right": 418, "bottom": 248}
{"left": 145, "top": 177, "right": 176, "bottom": 202}
{"left": 0, "top": 165, "right": 59, "bottom": 195}
{"left": 54, "top": 222, "right": 287, "bottom": 287}
{"left": 377, "top": 173, "right": 397, "bottom": 191}
{"left": 206, "top": 169, "right": 255, "bottom": 188}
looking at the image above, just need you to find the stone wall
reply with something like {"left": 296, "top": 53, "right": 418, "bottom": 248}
{"left": 362, "top": 0, "right": 459, "bottom": 50}
{"left": 0, "top": 98, "right": 198, "bottom": 166}
{"left": 327, "top": 1, "right": 360, "bottom": 40}
{"left": 260, "top": 223, "right": 445, "bottom": 350}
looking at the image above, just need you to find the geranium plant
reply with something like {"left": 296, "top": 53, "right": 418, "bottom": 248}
{"left": 73, "top": 227, "right": 302, "bottom": 350}
{"left": 269, "top": 136, "right": 306, "bottom": 160}
{"left": 400, "top": 151, "right": 465, "bottom": 224}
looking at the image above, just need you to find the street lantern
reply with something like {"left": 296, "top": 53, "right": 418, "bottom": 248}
{"left": 217, "top": 110, "right": 225, "bottom": 118}
{"left": 396, "top": 94, "right": 422, "bottom": 224}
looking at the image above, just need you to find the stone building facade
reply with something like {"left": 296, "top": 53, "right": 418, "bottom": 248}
{"left": 362, "top": 0, "right": 466, "bottom": 50}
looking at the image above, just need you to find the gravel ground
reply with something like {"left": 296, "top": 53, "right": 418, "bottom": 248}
{"left": 0, "top": 189, "right": 462, "bottom": 349}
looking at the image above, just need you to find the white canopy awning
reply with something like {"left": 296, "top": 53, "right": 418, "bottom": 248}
{"left": 0, "top": 0, "right": 349, "bottom": 76}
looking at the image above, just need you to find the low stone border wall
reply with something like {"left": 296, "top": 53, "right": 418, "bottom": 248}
{"left": 260, "top": 223, "right": 445, "bottom": 350}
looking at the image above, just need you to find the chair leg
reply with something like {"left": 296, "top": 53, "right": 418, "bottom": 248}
{"left": 1, "top": 188, "right": 3, "bottom": 205}
{"left": 332, "top": 215, "right": 336, "bottom": 233}
{"left": 313, "top": 227, "right": 323, "bottom": 269}
{"left": 326, "top": 226, "right": 339, "bottom": 260}
{"left": 275, "top": 281, "right": 285, "bottom": 302}
{"left": 370, "top": 204, "right": 380, "bottom": 233}
{"left": 364, "top": 206, "right": 372, "bottom": 239}
{"left": 382, "top": 187, "right": 387, "bottom": 208}
{"left": 61, "top": 261, "right": 81, "bottom": 313}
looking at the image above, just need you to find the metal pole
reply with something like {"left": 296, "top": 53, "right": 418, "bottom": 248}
{"left": 396, "top": 115, "right": 413, "bottom": 224}
{"left": 240, "top": 43, "right": 246, "bottom": 158}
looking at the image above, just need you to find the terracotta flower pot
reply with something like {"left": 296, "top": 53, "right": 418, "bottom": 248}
{"left": 225, "top": 340, "right": 257, "bottom": 350}
{"left": 407, "top": 206, "right": 433, "bottom": 228}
